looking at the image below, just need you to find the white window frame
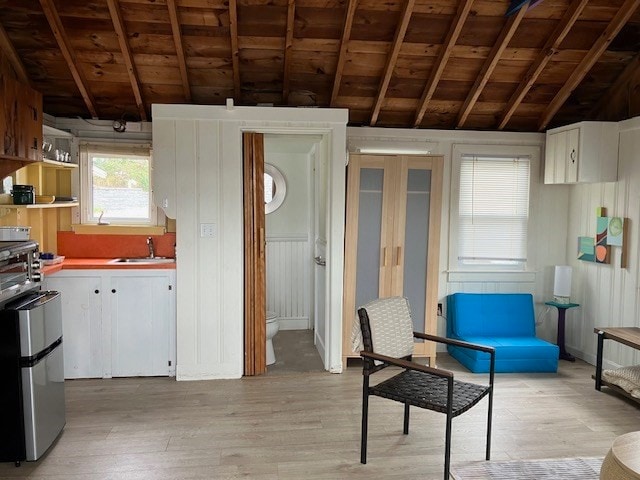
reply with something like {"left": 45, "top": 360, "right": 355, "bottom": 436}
{"left": 79, "top": 143, "right": 163, "bottom": 226}
{"left": 449, "top": 144, "right": 540, "bottom": 273}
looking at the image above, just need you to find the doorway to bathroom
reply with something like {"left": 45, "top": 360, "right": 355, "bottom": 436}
{"left": 244, "top": 132, "right": 328, "bottom": 376}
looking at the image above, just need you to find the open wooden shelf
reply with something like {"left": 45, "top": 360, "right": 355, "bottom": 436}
{"left": 0, "top": 202, "right": 79, "bottom": 209}
{"left": 591, "top": 375, "right": 640, "bottom": 406}
{"left": 41, "top": 158, "right": 78, "bottom": 169}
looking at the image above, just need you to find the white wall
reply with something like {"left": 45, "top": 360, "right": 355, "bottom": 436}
{"left": 347, "top": 127, "right": 568, "bottom": 345}
{"left": 56, "top": 111, "right": 640, "bottom": 372}
{"left": 153, "top": 105, "right": 347, "bottom": 379}
{"left": 563, "top": 117, "right": 640, "bottom": 369}
{"left": 265, "top": 154, "right": 310, "bottom": 236}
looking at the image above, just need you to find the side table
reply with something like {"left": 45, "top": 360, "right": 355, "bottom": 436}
{"left": 545, "top": 301, "right": 580, "bottom": 361}
{"left": 600, "top": 431, "right": 640, "bottom": 479}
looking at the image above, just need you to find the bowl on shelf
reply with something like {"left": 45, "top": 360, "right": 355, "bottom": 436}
{"left": 35, "top": 195, "right": 56, "bottom": 204}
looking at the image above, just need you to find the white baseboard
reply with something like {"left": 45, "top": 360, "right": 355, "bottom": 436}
{"left": 567, "top": 346, "right": 622, "bottom": 370}
{"left": 278, "top": 317, "right": 311, "bottom": 330}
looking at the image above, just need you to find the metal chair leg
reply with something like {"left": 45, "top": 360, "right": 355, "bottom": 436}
{"left": 444, "top": 411, "right": 452, "bottom": 480}
{"left": 444, "top": 378, "right": 454, "bottom": 480}
{"left": 361, "top": 376, "right": 369, "bottom": 464}
{"left": 486, "top": 389, "right": 493, "bottom": 460}
{"left": 403, "top": 403, "right": 410, "bottom": 434}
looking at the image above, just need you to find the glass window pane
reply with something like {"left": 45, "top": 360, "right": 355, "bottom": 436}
{"left": 355, "top": 168, "right": 384, "bottom": 308}
{"left": 458, "top": 155, "right": 530, "bottom": 266}
{"left": 91, "top": 154, "right": 150, "bottom": 220}
{"left": 403, "top": 169, "right": 430, "bottom": 334}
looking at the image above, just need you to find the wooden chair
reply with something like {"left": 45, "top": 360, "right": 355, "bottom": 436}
{"left": 356, "top": 297, "right": 495, "bottom": 480}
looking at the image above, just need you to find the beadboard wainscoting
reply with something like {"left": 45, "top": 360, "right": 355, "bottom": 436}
{"left": 266, "top": 234, "right": 311, "bottom": 330}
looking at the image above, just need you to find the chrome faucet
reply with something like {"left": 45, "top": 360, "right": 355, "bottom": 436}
{"left": 146, "top": 236, "right": 155, "bottom": 258}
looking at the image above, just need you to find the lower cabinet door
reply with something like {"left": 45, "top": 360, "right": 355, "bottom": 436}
{"left": 45, "top": 275, "right": 103, "bottom": 379}
{"left": 110, "top": 274, "right": 172, "bottom": 377}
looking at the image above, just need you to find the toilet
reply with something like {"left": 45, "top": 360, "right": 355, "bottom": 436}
{"left": 266, "top": 311, "right": 280, "bottom": 365}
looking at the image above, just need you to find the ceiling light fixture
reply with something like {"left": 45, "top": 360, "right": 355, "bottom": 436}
{"left": 112, "top": 119, "right": 126, "bottom": 132}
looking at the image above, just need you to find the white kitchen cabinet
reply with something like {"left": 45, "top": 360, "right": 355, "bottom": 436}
{"left": 110, "top": 274, "right": 174, "bottom": 377}
{"left": 44, "top": 269, "right": 176, "bottom": 379}
{"left": 45, "top": 274, "right": 103, "bottom": 379}
{"left": 544, "top": 121, "right": 618, "bottom": 184}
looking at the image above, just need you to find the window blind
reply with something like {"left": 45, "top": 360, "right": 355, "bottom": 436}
{"left": 458, "top": 154, "right": 530, "bottom": 266}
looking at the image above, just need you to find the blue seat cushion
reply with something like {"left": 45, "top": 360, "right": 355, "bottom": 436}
{"left": 447, "top": 336, "right": 559, "bottom": 373}
{"left": 447, "top": 293, "right": 535, "bottom": 338}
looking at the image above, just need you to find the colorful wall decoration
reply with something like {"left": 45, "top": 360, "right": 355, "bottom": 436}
{"left": 578, "top": 207, "right": 627, "bottom": 267}
{"left": 578, "top": 236, "right": 595, "bottom": 262}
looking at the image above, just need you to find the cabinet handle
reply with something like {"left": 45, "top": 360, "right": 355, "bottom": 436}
{"left": 94, "top": 289, "right": 99, "bottom": 294}
{"left": 111, "top": 289, "right": 116, "bottom": 293}
{"left": 396, "top": 246, "right": 402, "bottom": 266}
{"left": 381, "top": 247, "right": 387, "bottom": 267}
{"left": 570, "top": 149, "right": 576, "bottom": 163}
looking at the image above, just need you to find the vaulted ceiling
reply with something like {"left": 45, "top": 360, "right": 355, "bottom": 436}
{"left": 1, "top": 0, "right": 639, "bottom": 132}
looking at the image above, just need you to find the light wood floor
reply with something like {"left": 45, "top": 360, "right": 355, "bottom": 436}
{"left": 3, "top": 356, "right": 640, "bottom": 480}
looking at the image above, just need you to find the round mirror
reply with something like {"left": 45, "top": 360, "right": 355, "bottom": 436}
{"left": 264, "top": 163, "right": 286, "bottom": 214}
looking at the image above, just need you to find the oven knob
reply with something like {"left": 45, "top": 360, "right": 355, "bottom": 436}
{"left": 32, "top": 273, "right": 42, "bottom": 282}
{"left": 32, "top": 260, "right": 41, "bottom": 269}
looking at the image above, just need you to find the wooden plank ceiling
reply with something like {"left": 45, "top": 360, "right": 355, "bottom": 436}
{"left": 1, "top": 0, "right": 639, "bottom": 132}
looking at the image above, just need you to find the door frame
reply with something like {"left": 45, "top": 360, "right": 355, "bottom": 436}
{"left": 241, "top": 128, "right": 341, "bottom": 372}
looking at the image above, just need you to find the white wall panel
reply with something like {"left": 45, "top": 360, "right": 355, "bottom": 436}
{"left": 266, "top": 235, "right": 310, "bottom": 329}
{"left": 564, "top": 118, "right": 640, "bottom": 369}
{"left": 347, "top": 127, "right": 566, "bottom": 347}
{"left": 153, "top": 104, "right": 348, "bottom": 379}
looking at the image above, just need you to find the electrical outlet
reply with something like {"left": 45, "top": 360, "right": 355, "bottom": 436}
{"left": 200, "top": 223, "right": 215, "bottom": 237}
{"left": 437, "top": 303, "right": 443, "bottom": 316}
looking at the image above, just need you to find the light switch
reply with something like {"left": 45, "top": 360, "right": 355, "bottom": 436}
{"left": 200, "top": 223, "right": 215, "bottom": 237}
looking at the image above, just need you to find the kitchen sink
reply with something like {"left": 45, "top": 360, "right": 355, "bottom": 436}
{"left": 110, "top": 257, "right": 175, "bottom": 264}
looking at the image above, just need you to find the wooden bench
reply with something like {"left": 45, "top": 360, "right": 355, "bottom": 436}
{"left": 594, "top": 327, "right": 640, "bottom": 404}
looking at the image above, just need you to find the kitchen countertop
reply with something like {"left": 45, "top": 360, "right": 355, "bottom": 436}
{"left": 42, "top": 258, "right": 176, "bottom": 275}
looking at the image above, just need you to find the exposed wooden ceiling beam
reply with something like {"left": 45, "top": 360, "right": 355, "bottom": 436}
{"left": 456, "top": 3, "right": 528, "bottom": 128}
{"left": 370, "top": 0, "right": 415, "bottom": 126}
{"left": 106, "top": 0, "right": 147, "bottom": 121}
{"left": 0, "top": 22, "right": 31, "bottom": 86}
{"left": 330, "top": 0, "right": 358, "bottom": 107}
{"left": 498, "top": 0, "right": 588, "bottom": 130}
{"left": 39, "top": 0, "right": 98, "bottom": 119}
{"left": 413, "top": 0, "right": 474, "bottom": 128}
{"left": 166, "top": 0, "right": 191, "bottom": 102}
{"left": 538, "top": 0, "right": 640, "bottom": 130}
{"left": 282, "top": 0, "right": 295, "bottom": 105}
{"left": 229, "top": 0, "right": 241, "bottom": 100}
{"left": 589, "top": 52, "right": 640, "bottom": 120}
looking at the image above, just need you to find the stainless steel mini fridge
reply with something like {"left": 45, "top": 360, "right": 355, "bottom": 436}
{"left": 0, "top": 290, "right": 65, "bottom": 464}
